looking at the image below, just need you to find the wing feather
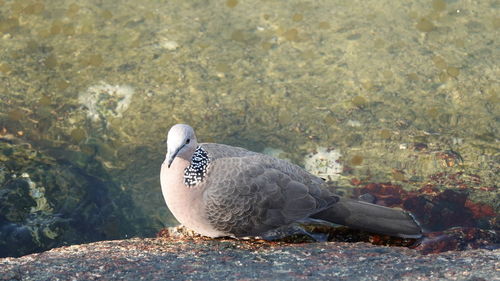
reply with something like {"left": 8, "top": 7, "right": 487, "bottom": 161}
{"left": 202, "top": 153, "right": 338, "bottom": 237}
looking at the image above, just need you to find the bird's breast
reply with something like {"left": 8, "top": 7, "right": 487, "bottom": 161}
{"left": 160, "top": 157, "right": 224, "bottom": 237}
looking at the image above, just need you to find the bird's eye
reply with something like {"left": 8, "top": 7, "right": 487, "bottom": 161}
{"left": 186, "top": 139, "right": 190, "bottom": 144}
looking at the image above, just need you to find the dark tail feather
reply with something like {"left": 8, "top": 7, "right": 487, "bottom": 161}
{"left": 312, "top": 198, "right": 422, "bottom": 238}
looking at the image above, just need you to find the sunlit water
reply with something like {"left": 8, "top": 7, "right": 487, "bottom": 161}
{"left": 0, "top": 0, "right": 498, "bottom": 257}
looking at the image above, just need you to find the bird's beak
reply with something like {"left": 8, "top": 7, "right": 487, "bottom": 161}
{"left": 166, "top": 151, "right": 176, "bottom": 168}
{"left": 166, "top": 145, "right": 184, "bottom": 168}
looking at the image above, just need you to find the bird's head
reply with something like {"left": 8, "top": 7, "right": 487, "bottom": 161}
{"left": 165, "top": 124, "right": 198, "bottom": 168}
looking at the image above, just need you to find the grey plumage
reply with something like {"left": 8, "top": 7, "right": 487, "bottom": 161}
{"left": 161, "top": 124, "right": 422, "bottom": 240}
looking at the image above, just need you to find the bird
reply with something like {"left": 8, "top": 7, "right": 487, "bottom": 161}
{"left": 160, "top": 124, "right": 422, "bottom": 240}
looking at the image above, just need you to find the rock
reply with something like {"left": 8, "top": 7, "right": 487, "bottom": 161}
{"left": 0, "top": 237, "right": 497, "bottom": 280}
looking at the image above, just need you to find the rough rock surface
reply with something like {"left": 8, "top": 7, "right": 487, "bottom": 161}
{"left": 0, "top": 237, "right": 498, "bottom": 281}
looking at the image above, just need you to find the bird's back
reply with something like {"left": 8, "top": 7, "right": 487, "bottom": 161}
{"left": 200, "top": 143, "right": 325, "bottom": 186}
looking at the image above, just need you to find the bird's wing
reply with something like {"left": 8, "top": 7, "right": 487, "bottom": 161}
{"left": 202, "top": 154, "right": 338, "bottom": 237}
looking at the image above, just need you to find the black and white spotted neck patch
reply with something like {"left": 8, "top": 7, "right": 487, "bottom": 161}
{"left": 183, "top": 146, "right": 210, "bottom": 187}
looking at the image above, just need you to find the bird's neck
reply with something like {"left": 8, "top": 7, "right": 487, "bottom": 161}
{"left": 183, "top": 146, "right": 210, "bottom": 187}
{"left": 163, "top": 145, "right": 210, "bottom": 188}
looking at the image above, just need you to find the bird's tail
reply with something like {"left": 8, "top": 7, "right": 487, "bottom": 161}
{"left": 312, "top": 198, "right": 422, "bottom": 238}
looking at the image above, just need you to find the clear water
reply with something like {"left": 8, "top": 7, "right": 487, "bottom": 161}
{"left": 0, "top": 0, "right": 498, "bottom": 256}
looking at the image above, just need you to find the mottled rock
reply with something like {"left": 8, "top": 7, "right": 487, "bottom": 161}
{"left": 0, "top": 238, "right": 497, "bottom": 281}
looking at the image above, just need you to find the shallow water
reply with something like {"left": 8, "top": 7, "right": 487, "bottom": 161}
{"left": 0, "top": 0, "right": 498, "bottom": 256}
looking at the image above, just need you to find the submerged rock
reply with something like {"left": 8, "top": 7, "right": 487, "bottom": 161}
{"left": 0, "top": 140, "right": 143, "bottom": 258}
{"left": 304, "top": 147, "right": 343, "bottom": 182}
{"left": 78, "top": 82, "right": 135, "bottom": 123}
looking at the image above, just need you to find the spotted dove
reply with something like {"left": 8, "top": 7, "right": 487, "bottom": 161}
{"left": 160, "top": 124, "right": 422, "bottom": 239}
